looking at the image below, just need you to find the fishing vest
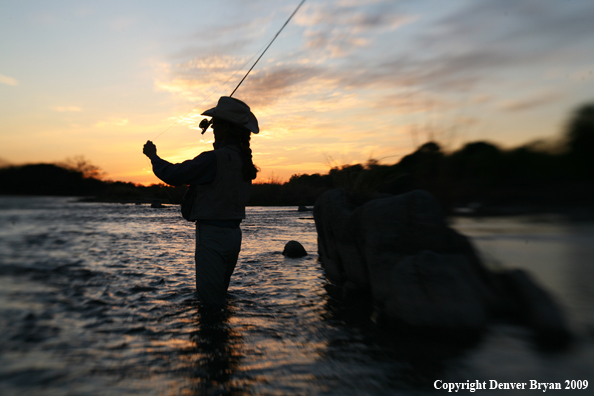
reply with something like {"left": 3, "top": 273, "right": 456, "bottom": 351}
{"left": 190, "top": 145, "right": 251, "bottom": 221}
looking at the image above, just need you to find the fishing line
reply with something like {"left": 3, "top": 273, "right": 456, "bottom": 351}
{"left": 151, "top": 0, "right": 306, "bottom": 141}
{"left": 230, "top": 0, "right": 306, "bottom": 97}
{"left": 151, "top": 46, "right": 266, "bottom": 141}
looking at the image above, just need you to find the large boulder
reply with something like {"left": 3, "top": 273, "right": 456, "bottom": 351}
{"left": 314, "top": 189, "right": 570, "bottom": 342}
{"left": 384, "top": 251, "right": 488, "bottom": 331}
{"left": 313, "top": 189, "right": 367, "bottom": 289}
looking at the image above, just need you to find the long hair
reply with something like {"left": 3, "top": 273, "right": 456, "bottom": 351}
{"left": 216, "top": 120, "right": 259, "bottom": 181}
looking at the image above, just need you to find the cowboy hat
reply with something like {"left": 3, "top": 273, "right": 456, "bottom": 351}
{"left": 202, "top": 96, "right": 259, "bottom": 134}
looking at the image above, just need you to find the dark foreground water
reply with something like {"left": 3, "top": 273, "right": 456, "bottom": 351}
{"left": 0, "top": 196, "right": 593, "bottom": 395}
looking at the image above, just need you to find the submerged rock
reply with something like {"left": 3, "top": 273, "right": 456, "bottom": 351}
{"left": 314, "top": 188, "right": 571, "bottom": 345}
{"left": 282, "top": 240, "right": 307, "bottom": 258}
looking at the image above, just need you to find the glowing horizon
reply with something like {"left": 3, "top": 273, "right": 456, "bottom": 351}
{"left": 1, "top": 0, "right": 593, "bottom": 186}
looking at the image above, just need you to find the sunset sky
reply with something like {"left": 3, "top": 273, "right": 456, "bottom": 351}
{"left": 1, "top": 0, "right": 594, "bottom": 185}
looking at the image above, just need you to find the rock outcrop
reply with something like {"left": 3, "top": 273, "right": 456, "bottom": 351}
{"left": 314, "top": 189, "right": 571, "bottom": 345}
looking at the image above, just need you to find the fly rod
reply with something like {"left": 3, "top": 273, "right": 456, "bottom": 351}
{"left": 229, "top": 0, "right": 306, "bottom": 97}
{"left": 199, "top": 0, "right": 306, "bottom": 134}
{"left": 152, "top": 0, "right": 306, "bottom": 139}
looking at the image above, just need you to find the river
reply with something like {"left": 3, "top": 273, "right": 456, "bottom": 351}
{"left": 0, "top": 196, "right": 593, "bottom": 395}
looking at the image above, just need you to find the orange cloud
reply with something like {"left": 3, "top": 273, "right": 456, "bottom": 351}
{"left": 0, "top": 74, "right": 18, "bottom": 86}
{"left": 53, "top": 106, "right": 82, "bottom": 112}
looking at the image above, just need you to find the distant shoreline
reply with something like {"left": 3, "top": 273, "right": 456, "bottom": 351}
{"left": 2, "top": 194, "right": 593, "bottom": 221}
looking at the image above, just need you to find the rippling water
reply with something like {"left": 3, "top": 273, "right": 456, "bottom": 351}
{"left": 1, "top": 196, "right": 593, "bottom": 395}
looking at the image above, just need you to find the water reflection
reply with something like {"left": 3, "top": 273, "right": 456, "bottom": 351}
{"left": 184, "top": 302, "right": 247, "bottom": 396}
{"left": 564, "top": 222, "right": 594, "bottom": 329}
{"left": 320, "top": 284, "right": 483, "bottom": 393}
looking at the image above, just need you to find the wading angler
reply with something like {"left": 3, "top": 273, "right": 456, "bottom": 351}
{"left": 143, "top": 96, "right": 259, "bottom": 308}
{"left": 140, "top": 1, "right": 306, "bottom": 310}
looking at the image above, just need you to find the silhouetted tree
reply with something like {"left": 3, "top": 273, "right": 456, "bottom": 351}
{"left": 398, "top": 141, "right": 444, "bottom": 186}
{"left": 0, "top": 164, "right": 100, "bottom": 195}
{"left": 328, "top": 164, "right": 365, "bottom": 189}
{"left": 287, "top": 173, "right": 332, "bottom": 189}
{"left": 565, "top": 102, "right": 594, "bottom": 178}
{"left": 448, "top": 141, "right": 503, "bottom": 184}
{"left": 418, "top": 141, "right": 441, "bottom": 154}
{"left": 57, "top": 156, "right": 105, "bottom": 179}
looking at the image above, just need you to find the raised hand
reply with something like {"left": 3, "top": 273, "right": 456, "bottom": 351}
{"left": 143, "top": 140, "right": 157, "bottom": 158}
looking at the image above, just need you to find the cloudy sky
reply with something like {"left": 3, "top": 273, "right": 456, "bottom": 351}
{"left": 1, "top": 0, "right": 593, "bottom": 184}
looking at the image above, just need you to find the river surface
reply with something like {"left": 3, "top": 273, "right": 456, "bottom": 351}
{"left": 0, "top": 196, "right": 593, "bottom": 395}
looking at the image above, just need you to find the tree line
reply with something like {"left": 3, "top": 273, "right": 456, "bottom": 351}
{"left": 253, "top": 101, "right": 594, "bottom": 213}
{"left": 1, "top": 102, "right": 593, "bottom": 213}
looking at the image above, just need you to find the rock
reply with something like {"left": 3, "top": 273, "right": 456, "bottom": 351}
{"left": 313, "top": 188, "right": 571, "bottom": 343}
{"left": 282, "top": 240, "right": 307, "bottom": 258}
{"left": 314, "top": 190, "right": 358, "bottom": 289}
{"left": 298, "top": 205, "right": 312, "bottom": 212}
{"left": 341, "top": 280, "right": 365, "bottom": 304}
{"left": 384, "top": 250, "right": 487, "bottom": 332}
{"left": 358, "top": 191, "right": 492, "bottom": 331}
{"left": 359, "top": 190, "right": 449, "bottom": 303}
{"left": 498, "top": 269, "right": 572, "bottom": 347}
{"left": 313, "top": 189, "right": 370, "bottom": 289}
{"left": 151, "top": 201, "right": 165, "bottom": 208}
